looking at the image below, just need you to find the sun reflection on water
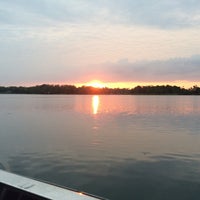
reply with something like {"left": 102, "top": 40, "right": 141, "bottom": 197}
{"left": 92, "top": 95, "right": 99, "bottom": 115}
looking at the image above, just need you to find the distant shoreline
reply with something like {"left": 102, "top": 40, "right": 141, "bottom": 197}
{"left": 0, "top": 84, "right": 200, "bottom": 95}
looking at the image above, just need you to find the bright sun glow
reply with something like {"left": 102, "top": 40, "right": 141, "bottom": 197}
{"left": 86, "top": 80, "right": 105, "bottom": 88}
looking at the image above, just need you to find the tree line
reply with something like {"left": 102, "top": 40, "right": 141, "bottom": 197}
{"left": 0, "top": 84, "right": 200, "bottom": 95}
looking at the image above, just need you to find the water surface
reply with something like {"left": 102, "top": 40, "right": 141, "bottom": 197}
{"left": 0, "top": 95, "right": 200, "bottom": 200}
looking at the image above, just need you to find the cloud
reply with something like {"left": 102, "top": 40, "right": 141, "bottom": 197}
{"left": 108, "top": 0, "right": 200, "bottom": 28}
{"left": 1, "top": 54, "right": 200, "bottom": 86}
{"left": 0, "top": 0, "right": 200, "bottom": 28}
{"left": 0, "top": 0, "right": 108, "bottom": 26}
{"left": 98, "top": 55, "right": 200, "bottom": 82}
{"left": 0, "top": 1, "right": 200, "bottom": 86}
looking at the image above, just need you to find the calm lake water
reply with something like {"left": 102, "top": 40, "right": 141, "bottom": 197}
{"left": 0, "top": 95, "right": 200, "bottom": 200}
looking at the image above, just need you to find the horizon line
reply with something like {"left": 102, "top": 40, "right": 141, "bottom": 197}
{"left": 1, "top": 83, "right": 199, "bottom": 90}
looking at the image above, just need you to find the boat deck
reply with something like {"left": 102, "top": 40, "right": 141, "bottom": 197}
{"left": 0, "top": 182, "right": 49, "bottom": 200}
{"left": 0, "top": 170, "right": 106, "bottom": 200}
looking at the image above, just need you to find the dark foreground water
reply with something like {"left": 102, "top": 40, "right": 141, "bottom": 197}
{"left": 0, "top": 95, "right": 200, "bottom": 200}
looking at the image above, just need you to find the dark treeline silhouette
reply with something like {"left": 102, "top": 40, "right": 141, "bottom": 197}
{"left": 0, "top": 84, "right": 200, "bottom": 95}
{"left": 131, "top": 85, "right": 189, "bottom": 95}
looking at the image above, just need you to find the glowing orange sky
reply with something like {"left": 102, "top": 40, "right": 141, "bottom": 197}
{"left": 75, "top": 80, "right": 200, "bottom": 89}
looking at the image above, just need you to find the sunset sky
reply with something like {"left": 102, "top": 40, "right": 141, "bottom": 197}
{"left": 1, "top": 0, "right": 200, "bottom": 88}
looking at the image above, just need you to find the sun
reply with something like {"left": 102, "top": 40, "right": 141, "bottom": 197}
{"left": 86, "top": 80, "right": 106, "bottom": 88}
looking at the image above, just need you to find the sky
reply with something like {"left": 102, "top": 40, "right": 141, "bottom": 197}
{"left": 1, "top": 0, "right": 200, "bottom": 88}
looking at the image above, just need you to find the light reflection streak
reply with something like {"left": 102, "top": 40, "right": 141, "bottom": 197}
{"left": 92, "top": 95, "right": 99, "bottom": 115}
{"left": 74, "top": 95, "right": 199, "bottom": 115}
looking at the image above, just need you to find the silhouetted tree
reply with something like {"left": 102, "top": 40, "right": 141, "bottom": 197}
{"left": 189, "top": 85, "right": 200, "bottom": 95}
{"left": 0, "top": 84, "right": 199, "bottom": 95}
